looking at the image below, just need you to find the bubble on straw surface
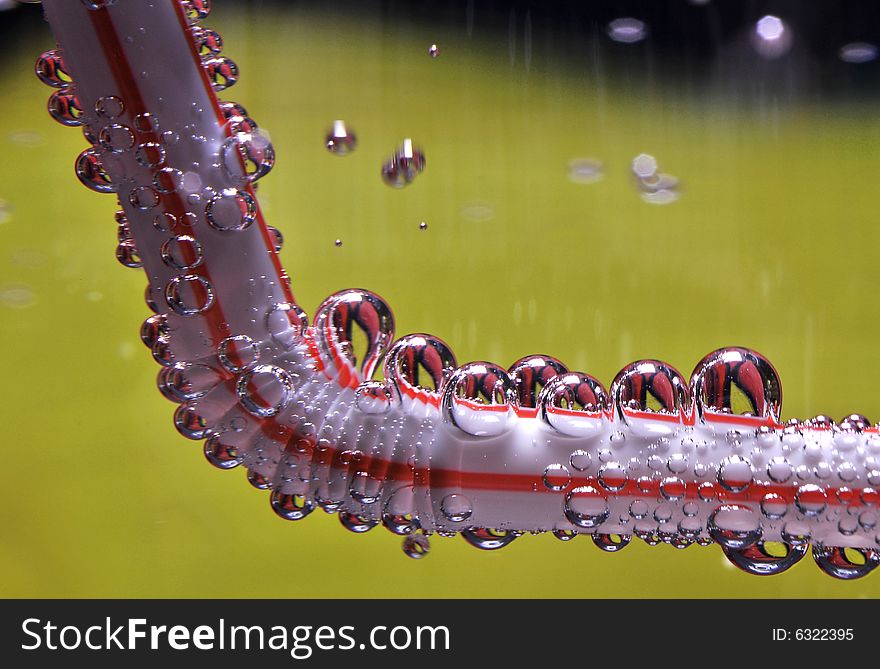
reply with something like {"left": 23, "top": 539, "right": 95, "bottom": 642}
{"left": 48, "top": 89, "right": 83, "bottom": 126}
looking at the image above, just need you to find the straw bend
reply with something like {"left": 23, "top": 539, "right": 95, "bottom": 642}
{"left": 38, "top": 0, "right": 880, "bottom": 578}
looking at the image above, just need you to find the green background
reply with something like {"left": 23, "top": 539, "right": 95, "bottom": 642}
{"left": 1, "top": 3, "right": 879, "bottom": 597}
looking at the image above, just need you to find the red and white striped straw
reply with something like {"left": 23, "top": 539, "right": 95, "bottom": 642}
{"left": 37, "top": 0, "right": 880, "bottom": 578}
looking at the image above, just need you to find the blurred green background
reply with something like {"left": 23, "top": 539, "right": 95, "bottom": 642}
{"left": 1, "top": 0, "right": 879, "bottom": 597}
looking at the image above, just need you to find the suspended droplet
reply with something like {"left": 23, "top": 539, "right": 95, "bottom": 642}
{"left": 325, "top": 120, "right": 357, "bottom": 156}
{"left": 384, "top": 333, "right": 456, "bottom": 401}
{"left": 592, "top": 533, "right": 631, "bottom": 552}
{"left": 539, "top": 372, "right": 608, "bottom": 438}
{"left": 265, "top": 302, "right": 308, "bottom": 350}
{"left": 812, "top": 544, "right": 880, "bottom": 580}
{"left": 402, "top": 533, "right": 430, "bottom": 559}
{"left": 381, "top": 138, "right": 426, "bottom": 188}
{"left": 722, "top": 541, "right": 806, "bottom": 576}
{"left": 35, "top": 49, "right": 71, "bottom": 88}
{"left": 334, "top": 238, "right": 343, "bottom": 247}
{"left": 270, "top": 490, "right": 314, "bottom": 521}
{"left": 611, "top": 359, "right": 690, "bottom": 418}
{"left": 205, "top": 188, "right": 256, "bottom": 231}
{"left": 428, "top": 43, "right": 440, "bottom": 58}
{"left": 440, "top": 493, "right": 473, "bottom": 522}
{"left": 461, "top": 528, "right": 518, "bottom": 551}
{"left": 47, "top": 89, "right": 83, "bottom": 126}
{"left": 419, "top": 221, "right": 428, "bottom": 231}
{"left": 339, "top": 512, "right": 377, "bottom": 533}
{"left": 236, "top": 365, "right": 293, "bottom": 417}
{"left": 563, "top": 485, "right": 609, "bottom": 529}
{"left": 221, "top": 130, "right": 275, "bottom": 183}
{"left": 75, "top": 148, "right": 114, "bottom": 192}
{"left": 708, "top": 504, "right": 762, "bottom": 550}
{"left": 313, "top": 289, "right": 395, "bottom": 382}
{"left": 165, "top": 274, "right": 214, "bottom": 316}
{"left": 202, "top": 56, "right": 238, "bottom": 90}
{"left": 441, "top": 362, "right": 516, "bottom": 437}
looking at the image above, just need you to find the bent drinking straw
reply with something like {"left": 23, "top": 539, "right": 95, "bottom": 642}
{"left": 37, "top": 0, "right": 880, "bottom": 578}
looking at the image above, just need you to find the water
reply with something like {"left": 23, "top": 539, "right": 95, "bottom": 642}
{"left": 2, "top": 0, "right": 880, "bottom": 598}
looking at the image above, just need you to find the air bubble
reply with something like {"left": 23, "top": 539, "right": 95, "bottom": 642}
{"left": 722, "top": 541, "right": 807, "bottom": 576}
{"left": 385, "top": 334, "right": 456, "bottom": 400}
{"left": 204, "top": 435, "right": 241, "bottom": 469}
{"left": 35, "top": 49, "right": 71, "bottom": 88}
{"left": 153, "top": 167, "right": 184, "bottom": 194}
{"left": 598, "top": 462, "right": 627, "bottom": 492}
{"left": 48, "top": 89, "right": 83, "bottom": 126}
{"left": 543, "top": 464, "right": 571, "bottom": 492}
{"left": 314, "top": 289, "right": 395, "bottom": 382}
{"left": 795, "top": 483, "right": 827, "bottom": 516}
{"left": 508, "top": 354, "right": 567, "bottom": 409}
{"left": 192, "top": 26, "right": 223, "bottom": 56}
{"left": 339, "top": 512, "right": 377, "bottom": 534}
{"left": 611, "top": 359, "right": 689, "bottom": 418}
{"left": 98, "top": 124, "right": 135, "bottom": 153}
{"left": 708, "top": 504, "right": 762, "bottom": 550}
{"left": 812, "top": 545, "right": 880, "bottom": 580}
{"left": 129, "top": 185, "right": 159, "bottom": 210}
{"left": 563, "top": 485, "right": 609, "bottom": 529}
{"left": 115, "top": 241, "right": 141, "bottom": 268}
{"left": 75, "top": 148, "right": 114, "bottom": 193}
{"left": 759, "top": 492, "right": 788, "bottom": 520}
{"left": 265, "top": 302, "right": 308, "bottom": 350}
{"left": 160, "top": 235, "right": 202, "bottom": 270}
{"left": 442, "top": 362, "right": 516, "bottom": 437}
{"left": 381, "top": 138, "right": 426, "bottom": 188}
{"left": 461, "top": 528, "right": 518, "bottom": 551}
{"left": 325, "top": 120, "right": 357, "bottom": 156}
{"left": 218, "top": 334, "right": 260, "bottom": 373}
{"left": 717, "top": 455, "right": 753, "bottom": 493}
{"left": 95, "top": 95, "right": 124, "bottom": 118}
{"left": 221, "top": 131, "right": 275, "bottom": 183}
{"left": 165, "top": 274, "right": 214, "bottom": 316}
{"left": 402, "top": 533, "right": 430, "bottom": 559}
{"left": 592, "top": 534, "right": 631, "bottom": 552}
{"left": 440, "top": 493, "right": 473, "bottom": 522}
{"left": 428, "top": 43, "right": 440, "bottom": 58}
{"left": 203, "top": 56, "right": 238, "bottom": 90}
{"left": 159, "top": 361, "right": 222, "bottom": 402}
{"left": 205, "top": 188, "right": 256, "bottom": 231}
{"left": 237, "top": 365, "right": 293, "bottom": 417}
{"left": 539, "top": 372, "right": 608, "bottom": 438}
{"left": 355, "top": 381, "right": 394, "bottom": 414}
{"left": 134, "top": 113, "right": 159, "bottom": 133}
{"left": 270, "top": 490, "right": 314, "bottom": 521}
{"left": 182, "top": 0, "right": 211, "bottom": 23}
{"left": 135, "top": 142, "right": 166, "bottom": 168}
{"left": 691, "top": 347, "right": 782, "bottom": 422}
